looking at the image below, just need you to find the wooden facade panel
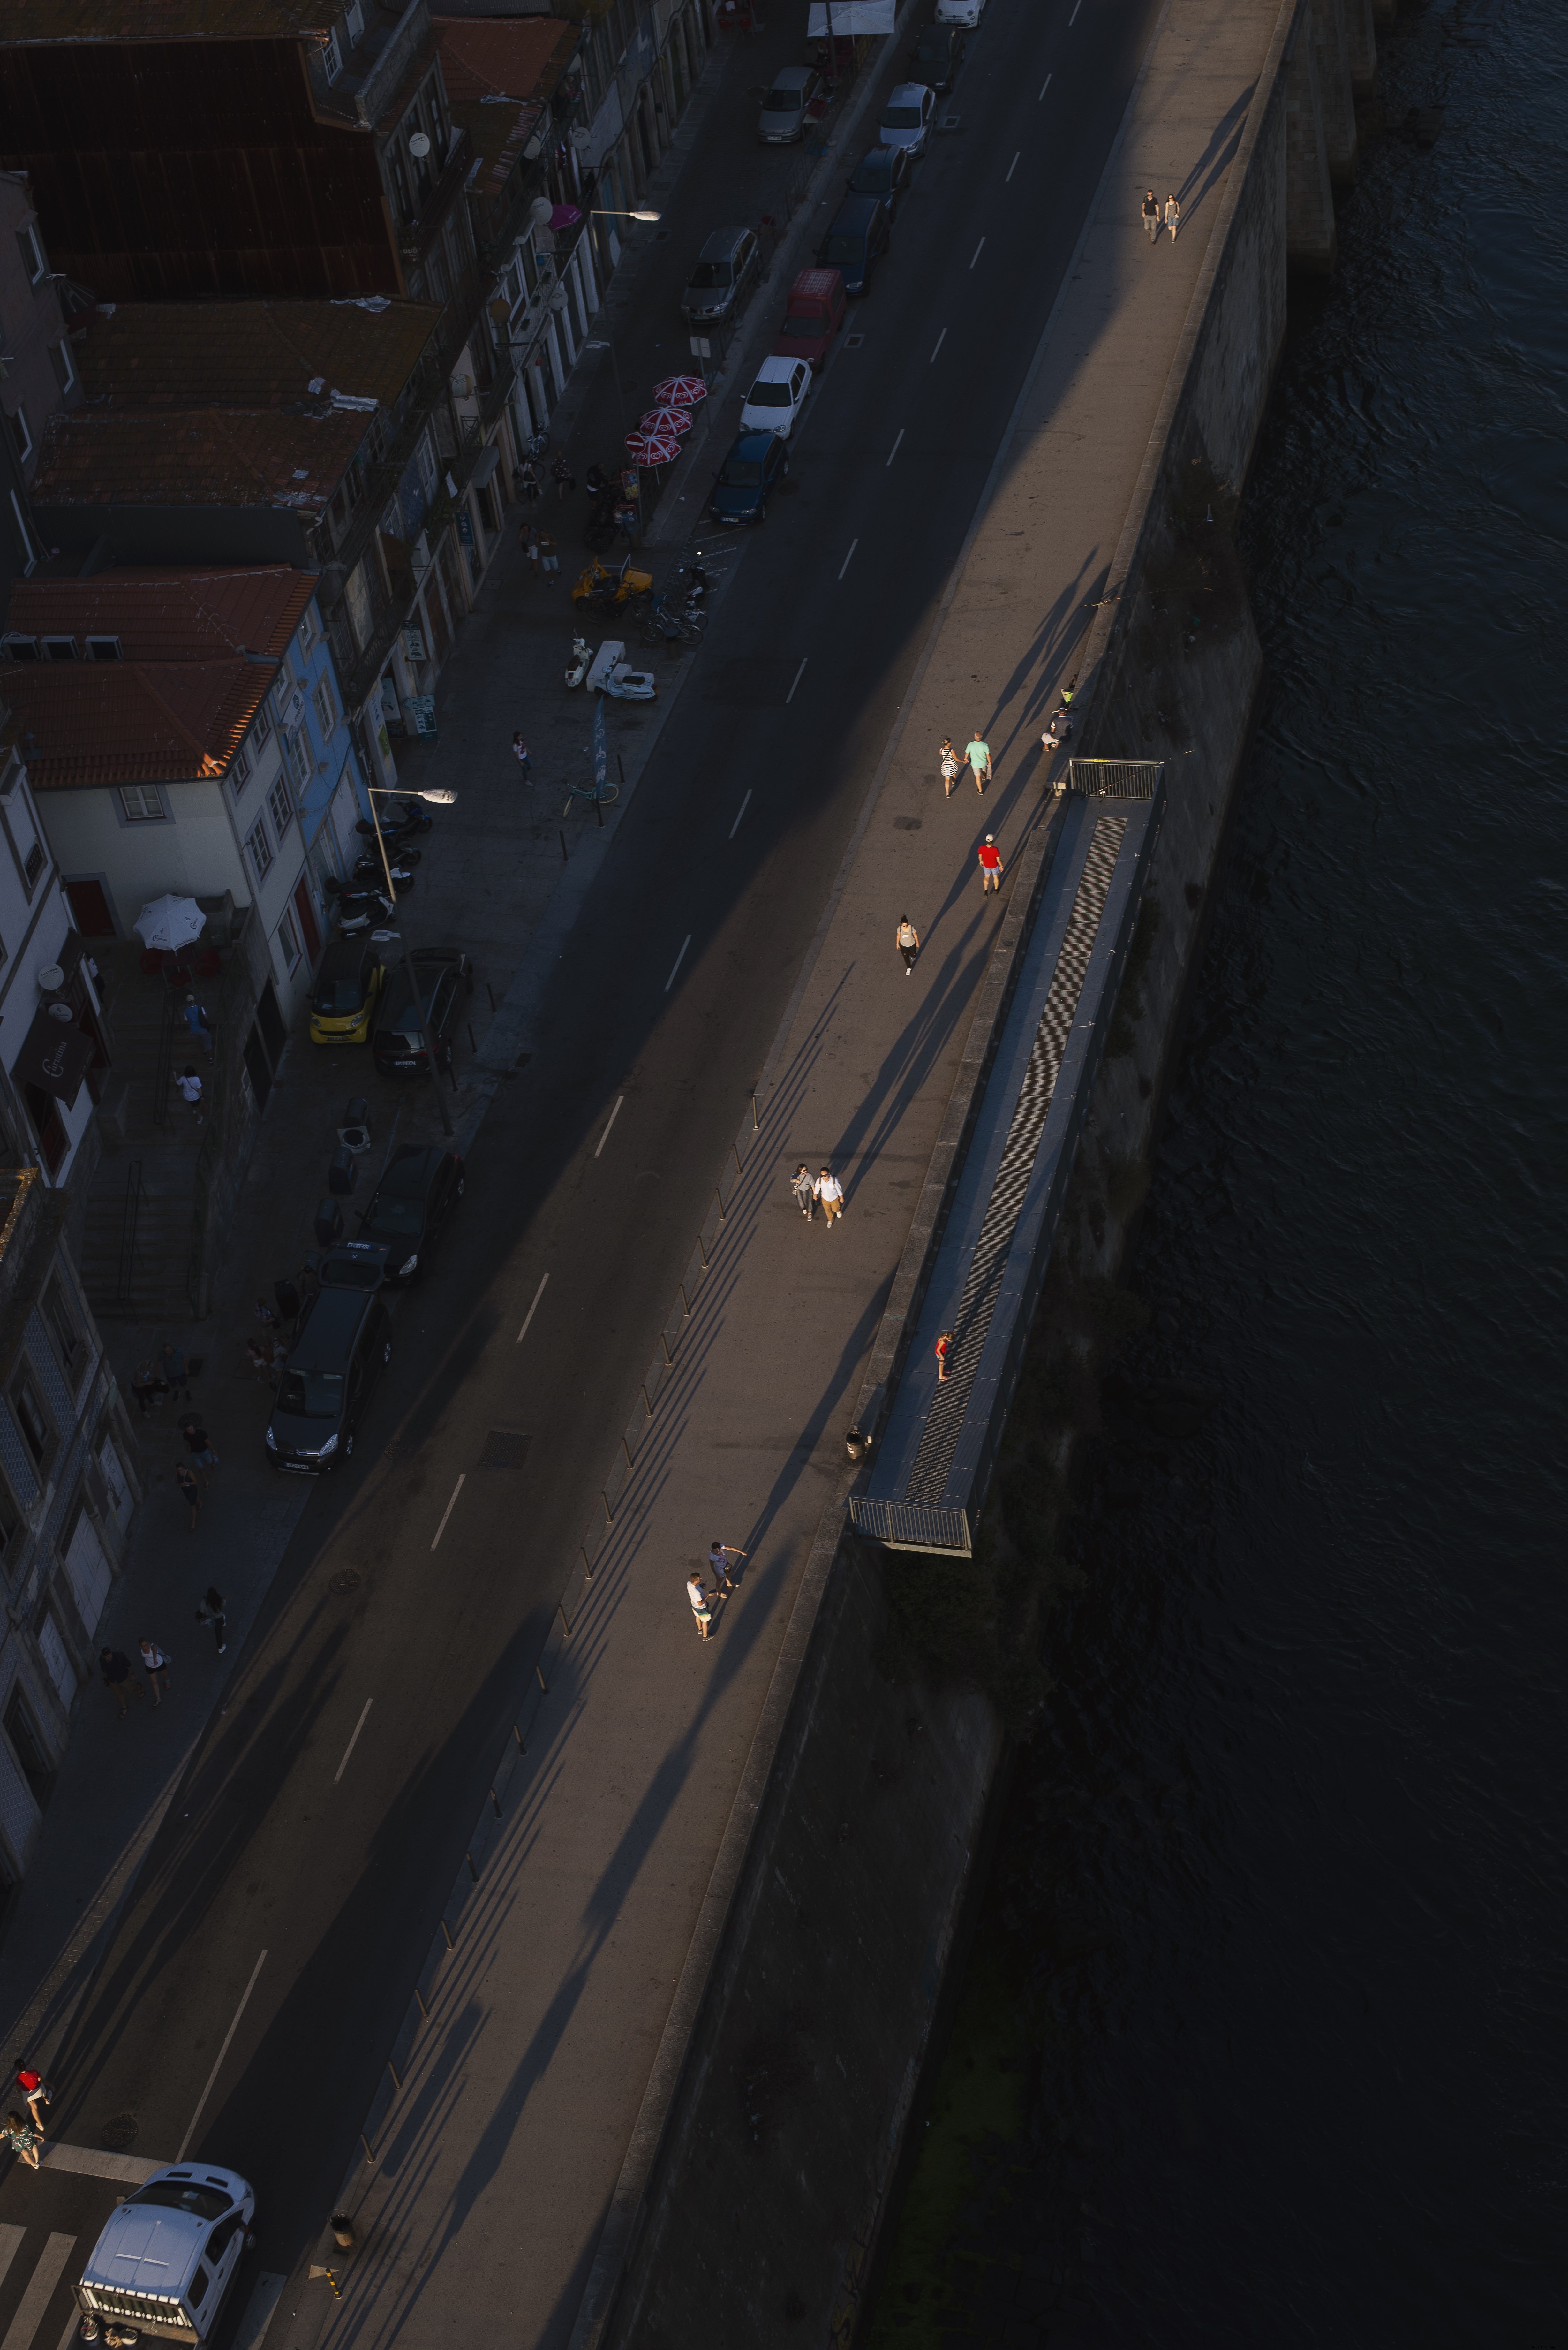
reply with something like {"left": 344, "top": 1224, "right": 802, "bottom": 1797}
{"left": 0, "top": 40, "right": 397, "bottom": 299}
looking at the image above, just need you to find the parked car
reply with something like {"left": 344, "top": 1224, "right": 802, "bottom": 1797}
{"left": 818, "top": 194, "right": 892, "bottom": 297}
{"left": 709, "top": 430, "right": 790, "bottom": 524}
{"left": 758, "top": 63, "right": 821, "bottom": 143}
{"left": 75, "top": 2166, "right": 256, "bottom": 2346}
{"left": 309, "top": 937, "right": 384, "bottom": 1046}
{"left": 935, "top": 0, "right": 985, "bottom": 23}
{"left": 773, "top": 266, "right": 846, "bottom": 370}
{"left": 739, "top": 354, "right": 812, "bottom": 440}
{"left": 908, "top": 23, "right": 965, "bottom": 90}
{"left": 846, "top": 143, "right": 912, "bottom": 216}
{"left": 358, "top": 1145, "right": 465, "bottom": 1285}
{"left": 879, "top": 81, "right": 936, "bottom": 156}
{"left": 265, "top": 1249, "right": 392, "bottom": 1473}
{"left": 680, "top": 227, "right": 761, "bottom": 327}
{"left": 371, "top": 949, "right": 474, "bottom": 1078}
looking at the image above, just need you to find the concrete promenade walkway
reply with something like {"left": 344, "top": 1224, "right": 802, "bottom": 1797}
{"left": 301, "top": 4, "right": 1285, "bottom": 2345}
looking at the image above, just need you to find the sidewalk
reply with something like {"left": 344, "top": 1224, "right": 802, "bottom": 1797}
{"left": 288, "top": 3, "right": 1286, "bottom": 2345}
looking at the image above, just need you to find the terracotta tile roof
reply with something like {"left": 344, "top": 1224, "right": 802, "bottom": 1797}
{"left": 31, "top": 405, "right": 371, "bottom": 511}
{"left": 74, "top": 298, "right": 442, "bottom": 411}
{"left": 6, "top": 565, "right": 316, "bottom": 660}
{"left": 5, "top": 2, "right": 335, "bottom": 40}
{"left": 433, "top": 16, "right": 576, "bottom": 103}
{"left": 4, "top": 659, "right": 275, "bottom": 789}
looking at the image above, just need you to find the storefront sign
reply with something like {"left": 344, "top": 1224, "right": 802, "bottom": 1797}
{"left": 402, "top": 626, "right": 427, "bottom": 663}
{"left": 456, "top": 511, "right": 475, "bottom": 547}
{"left": 404, "top": 695, "right": 437, "bottom": 739}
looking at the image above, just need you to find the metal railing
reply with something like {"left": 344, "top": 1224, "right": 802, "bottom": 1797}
{"left": 1067, "top": 758, "right": 1164, "bottom": 799}
{"left": 153, "top": 988, "right": 176, "bottom": 1126}
{"left": 846, "top": 1500, "right": 972, "bottom": 1554}
{"left": 117, "top": 1160, "right": 143, "bottom": 1313}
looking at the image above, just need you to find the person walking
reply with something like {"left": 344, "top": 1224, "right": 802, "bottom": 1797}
{"left": 1164, "top": 191, "right": 1181, "bottom": 241}
{"left": 3, "top": 2111, "right": 42, "bottom": 2170}
{"left": 139, "top": 1637, "right": 171, "bottom": 1707}
{"left": 939, "top": 737, "right": 961, "bottom": 797}
{"left": 895, "top": 917, "right": 921, "bottom": 976}
{"left": 707, "top": 1539, "right": 746, "bottom": 1593}
{"left": 175, "top": 1065, "right": 204, "bottom": 1125}
{"left": 789, "top": 1163, "right": 817, "bottom": 1221}
{"left": 521, "top": 523, "right": 541, "bottom": 573}
{"left": 183, "top": 994, "right": 214, "bottom": 1056}
{"left": 160, "top": 1340, "right": 191, "bottom": 1401}
{"left": 1142, "top": 188, "right": 1160, "bottom": 244}
{"left": 132, "top": 1361, "right": 164, "bottom": 1418}
{"left": 180, "top": 1415, "right": 218, "bottom": 1478}
{"left": 100, "top": 1648, "right": 143, "bottom": 1719}
{"left": 935, "top": 1329, "right": 955, "bottom": 1382}
{"left": 196, "top": 1586, "right": 228, "bottom": 1656}
{"left": 816, "top": 1166, "right": 846, "bottom": 1227}
{"left": 11, "top": 2064, "right": 51, "bottom": 2137}
{"left": 511, "top": 732, "right": 532, "bottom": 784}
{"left": 174, "top": 1458, "right": 202, "bottom": 1530}
{"left": 687, "top": 1572, "right": 714, "bottom": 1641}
{"left": 538, "top": 531, "right": 560, "bottom": 580}
{"left": 964, "top": 731, "right": 992, "bottom": 793}
{"left": 977, "top": 835, "right": 1004, "bottom": 894}
{"left": 273, "top": 1276, "right": 302, "bottom": 1329}
{"left": 551, "top": 452, "right": 577, "bottom": 500}
{"left": 517, "top": 458, "right": 541, "bottom": 506}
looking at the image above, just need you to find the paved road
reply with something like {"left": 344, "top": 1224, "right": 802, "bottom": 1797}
{"left": 0, "top": 0, "right": 1163, "bottom": 2336}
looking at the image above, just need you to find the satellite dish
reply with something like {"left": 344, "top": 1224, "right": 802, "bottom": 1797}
{"left": 408, "top": 130, "right": 431, "bottom": 157}
{"left": 527, "top": 195, "right": 553, "bottom": 231}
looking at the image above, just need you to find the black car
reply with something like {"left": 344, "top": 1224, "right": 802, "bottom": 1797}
{"left": 709, "top": 430, "right": 790, "bottom": 525}
{"left": 818, "top": 194, "right": 892, "bottom": 297}
{"left": 371, "top": 949, "right": 475, "bottom": 1078}
{"left": 265, "top": 1247, "right": 391, "bottom": 1474}
{"left": 908, "top": 24, "right": 965, "bottom": 90}
{"left": 358, "top": 1145, "right": 465, "bottom": 1284}
{"left": 846, "top": 144, "right": 912, "bottom": 217}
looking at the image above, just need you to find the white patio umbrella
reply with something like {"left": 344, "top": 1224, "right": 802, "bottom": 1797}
{"left": 133, "top": 894, "right": 205, "bottom": 953}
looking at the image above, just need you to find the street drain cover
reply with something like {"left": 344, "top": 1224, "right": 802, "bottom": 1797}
{"left": 479, "top": 1431, "right": 531, "bottom": 1470}
{"left": 844, "top": 333, "right": 865, "bottom": 349}
{"left": 99, "top": 2113, "right": 138, "bottom": 2151}
{"left": 329, "top": 1569, "right": 363, "bottom": 1596}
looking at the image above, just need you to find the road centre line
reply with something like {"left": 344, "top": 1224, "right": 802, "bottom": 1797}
{"left": 516, "top": 1271, "right": 549, "bottom": 1345}
{"left": 1039, "top": 71, "right": 1052, "bottom": 99}
{"left": 334, "top": 1699, "right": 374, "bottom": 1779}
{"left": 785, "top": 657, "right": 809, "bottom": 702}
{"left": 886, "top": 428, "right": 905, "bottom": 467}
{"left": 177, "top": 1950, "right": 267, "bottom": 2161}
{"left": 430, "top": 1474, "right": 465, "bottom": 1552}
{"left": 1069, "top": 0, "right": 1081, "bottom": 19}
{"left": 969, "top": 237, "right": 985, "bottom": 270}
{"left": 1006, "top": 151, "right": 1020, "bottom": 181}
{"left": 838, "top": 539, "right": 858, "bottom": 580}
{"left": 664, "top": 936, "right": 692, "bottom": 992}
{"left": 594, "top": 1094, "right": 626, "bottom": 1151}
{"left": 930, "top": 327, "right": 947, "bottom": 364}
{"left": 728, "top": 788, "right": 752, "bottom": 839}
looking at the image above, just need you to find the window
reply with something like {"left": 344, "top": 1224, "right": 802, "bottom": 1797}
{"left": 416, "top": 427, "right": 438, "bottom": 500}
{"left": 40, "top": 1274, "right": 84, "bottom": 1383}
{"left": 312, "top": 677, "right": 337, "bottom": 739}
{"left": 287, "top": 729, "right": 312, "bottom": 794}
{"left": 85, "top": 635, "right": 121, "bottom": 662}
{"left": 245, "top": 818, "right": 273, "bottom": 883}
{"left": 49, "top": 338, "right": 77, "bottom": 396}
{"left": 275, "top": 909, "right": 301, "bottom": 972}
{"left": 297, "top": 605, "right": 316, "bottom": 656}
{"left": 8, "top": 406, "right": 32, "bottom": 466}
{"left": 0, "top": 1477, "right": 19, "bottom": 1573}
{"left": 119, "top": 785, "right": 164, "bottom": 822}
{"left": 11, "top": 1368, "right": 56, "bottom": 1476}
{"left": 230, "top": 743, "right": 252, "bottom": 790}
{"left": 252, "top": 699, "right": 272, "bottom": 748}
{"left": 41, "top": 636, "right": 75, "bottom": 663}
{"left": 346, "top": 0, "right": 365, "bottom": 40}
{"left": 323, "top": 28, "right": 343, "bottom": 79}
{"left": 391, "top": 155, "right": 412, "bottom": 224}
{"left": 8, "top": 494, "right": 38, "bottom": 576}
{"left": 15, "top": 224, "right": 47, "bottom": 286}
{"left": 267, "top": 774, "right": 294, "bottom": 840}
{"left": 22, "top": 841, "right": 43, "bottom": 889}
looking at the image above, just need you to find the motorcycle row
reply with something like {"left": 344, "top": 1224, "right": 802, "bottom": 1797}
{"left": 321, "top": 797, "right": 438, "bottom": 935}
{"left": 564, "top": 550, "right": 709, "bottom": 701}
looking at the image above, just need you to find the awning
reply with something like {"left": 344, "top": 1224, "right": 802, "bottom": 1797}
{"left": 807, "top": 0, "right": 894, "bottom": 30}
{"left": 471, "top": 443, "right": 502, "bottom": 487}
{"left": 13, "top": 1006, "right": 95, "bottom": 1107}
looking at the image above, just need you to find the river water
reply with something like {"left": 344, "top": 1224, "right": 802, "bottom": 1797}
{"left": 866, "top": 3, "right": 1567, "bottom": 2342}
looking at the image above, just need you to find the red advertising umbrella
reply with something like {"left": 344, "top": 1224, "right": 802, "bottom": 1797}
{"left": 651, "top": 375, "right": 708, "bottom": 406}
{"left": 625, "top": 430, "right": 681, "bottom": 466}
{"left": 639, "top": 405, "right": 693, "bottom": 437}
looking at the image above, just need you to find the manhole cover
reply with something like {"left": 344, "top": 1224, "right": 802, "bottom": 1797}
{"left": 329, "top": 1569, "right": 363, "bottom": 1596}
{"left": 99, "top": 2113, "right": 138, "bottom": 2151}
{"left": 478, "top": 1431, "right": 531, "bottom": 1470}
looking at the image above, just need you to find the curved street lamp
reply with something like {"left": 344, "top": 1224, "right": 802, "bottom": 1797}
{"left": 365, "top": 783, "right": 459, "bottom": 1136}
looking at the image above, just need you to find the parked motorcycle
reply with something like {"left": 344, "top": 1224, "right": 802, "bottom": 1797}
{"left": 565, "top": 634, "right": 593, "bottom": 690}
{"left": 572, "top": 554, "right": 653, "bottom": 610}
{"left": 324, "top": 877, "right": 394, "bottom": 933}
{"left": 352, "top": 849, "right": 419, "bottom": 891}
{"left": 676, "top": 553, "right": 708, "bottom": 603}
{"left": 354, "top": 796, "right": 433, "bottom": 843}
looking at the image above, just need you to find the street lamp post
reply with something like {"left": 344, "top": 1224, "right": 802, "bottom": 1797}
{"left": 364, "top": 783, "right": 459, "bottom": 1139}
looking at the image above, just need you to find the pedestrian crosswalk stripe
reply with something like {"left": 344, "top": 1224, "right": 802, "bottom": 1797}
{"left": 0, "top": 2231, "right": 26, "bottom": 2296}
{"left": 1, "top": 2235, "right": 73, "bottom": 2350}
{"left": 38, "top": 2149, "right": 159, "bottom": 2187}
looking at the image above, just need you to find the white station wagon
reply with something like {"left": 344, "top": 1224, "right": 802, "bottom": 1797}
{"left": 739, "top": 354, "right": 812, "bottom": 439}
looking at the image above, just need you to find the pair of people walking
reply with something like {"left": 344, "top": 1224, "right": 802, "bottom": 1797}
{"left": 1142, "top": 188, "right": 1181, "bottom": 242}
{"left": 789, "top": 1165, "right": 846, "bottom": 1224}
{"left": 687, "top": 1540, "right": 746, "bottom": 1640}
{"left": 938, "top": 732, "right": 991, "bottom": 794}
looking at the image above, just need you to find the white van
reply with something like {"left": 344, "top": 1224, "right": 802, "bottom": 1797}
{"left": 75, "top": 2165, "right": 256, "bottom": 2345}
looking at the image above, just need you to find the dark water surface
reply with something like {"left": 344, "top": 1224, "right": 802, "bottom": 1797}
{"left": 868, "top": 2, "right": 1567, "bottom": 2341}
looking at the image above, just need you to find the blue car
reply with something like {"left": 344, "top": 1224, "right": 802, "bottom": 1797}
{"left": 818, "top": 193, "right": 891, "bottom": 296}
{"left": 709, "top": 429, "right": 790, "bottom": 525}
{"left": 846, "top": 144, "right": 912, "bottom": 218}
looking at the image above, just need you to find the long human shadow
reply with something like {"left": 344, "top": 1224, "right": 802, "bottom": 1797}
{"left": 980, "top": 548, "right": 1102, "bottom": 770}
{"left": 1178, "top": 81, "right": 1255, "bottom": 221}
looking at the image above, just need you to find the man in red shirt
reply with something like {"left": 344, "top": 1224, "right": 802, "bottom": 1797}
{"left": 977, "top": 835, "right": 1004, "bottom": 894}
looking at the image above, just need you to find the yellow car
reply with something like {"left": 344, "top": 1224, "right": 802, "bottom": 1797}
{"left": 309, "top": 938, "right": 385, "bottom": 1045}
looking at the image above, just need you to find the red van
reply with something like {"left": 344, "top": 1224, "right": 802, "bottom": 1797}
{"left": 773, "top": 267, "right": 846, "bottom": 372}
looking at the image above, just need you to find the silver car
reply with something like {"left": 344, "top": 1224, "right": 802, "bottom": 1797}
{"left": 680, "top": 227, "right": 761, "bottom": 326}
{"left": 758, "top": 64, "right": 821, "bottom": 143}
{"left": 879, "top": 81, "right": 936, "bottom": 157}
